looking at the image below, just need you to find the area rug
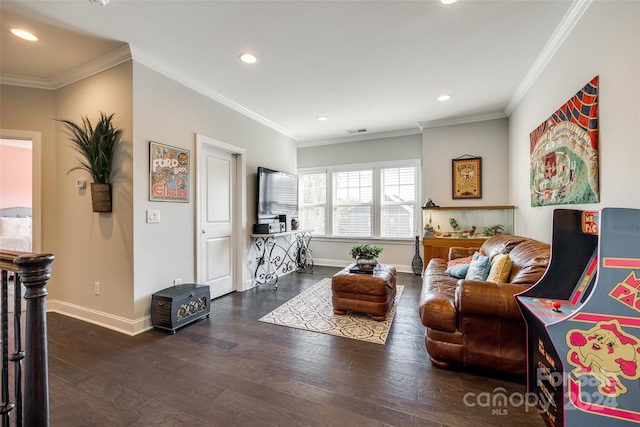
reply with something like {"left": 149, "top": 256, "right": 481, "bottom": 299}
{"left": 259, "top": 278, "right": 403, "bottom": 345}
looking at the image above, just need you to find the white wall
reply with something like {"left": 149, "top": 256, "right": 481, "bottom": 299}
{"left": 422, "top": 118, "right": 510, "bottom": 208}
{"left": 0, "top": 56, "right": 297, "bottom": 334}
{"left": 297, "top": 122, "right": 510, "bottom": 272}
{"left": 297, "top": 133, "right": 423, "bottom": 272}
{"left": 298, "top": 133, "right": 422, "bottom": 168}
{"left": 1, "top": 65, "right": 135, "bottom": 326}
{"left": 132, "top": 63, "right": 297, "bottom": 326}
{"left": 509, "top": 1, "right": 640, "bottom": 243}
{"left": 52, "top": 63, "right": 136, "bottom": 323}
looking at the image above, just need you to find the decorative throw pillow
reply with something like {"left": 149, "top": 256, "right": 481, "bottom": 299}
{"left": 486, "top": 253, "right": 512, "bottom": 283}
{"left": 447, "top": 255, "right": 473, "bottom": 268}
{"left": 465, "top": 251, "right": 491, "bottom": 281}
{"left": 445, "top": 263, "right": 470, "bottom": 279}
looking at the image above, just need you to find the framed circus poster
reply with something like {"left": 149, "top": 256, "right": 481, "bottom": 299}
{"left": 452, "top": 156, "right": 482, "bottom": 199}
{"left": 149, "top": 141, "right": 190, "bottom": 202}
{"left": 530, "top": 76, "right": 599, "bottom": 207}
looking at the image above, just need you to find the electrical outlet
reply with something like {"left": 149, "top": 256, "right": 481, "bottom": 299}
{"left": 94, "top": 281, "right": 100, "bottom": 295}
{"left": 174, "top": 278, "right": 182, "bottom": 286}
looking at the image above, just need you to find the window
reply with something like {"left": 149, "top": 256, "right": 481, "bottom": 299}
{"left": 299, "top": 172, "right": 326, "bottom": 235}
{"left": 381, "top": 166, "right": 416, "bottom": 238}
{"left": 334, "top": 169, "right": 373, "bottom": 237}
{"left": 299, "top": 160, "right": 420, "bottom": 239}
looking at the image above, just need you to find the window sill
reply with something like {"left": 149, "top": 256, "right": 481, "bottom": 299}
{"left": 310, "top": 236, "right": 415, "bottom": 245}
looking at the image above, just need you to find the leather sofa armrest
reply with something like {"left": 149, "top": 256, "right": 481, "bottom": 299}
{"left": 448, "top": 246, "right": 477, "bottom": 261}
{"left": 455, "top": 280, "right": 526, "bottom": 321}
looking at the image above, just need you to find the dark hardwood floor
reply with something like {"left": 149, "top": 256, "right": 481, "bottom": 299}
{"left": 45, "top": 266, "right": 546, "bottom": 426}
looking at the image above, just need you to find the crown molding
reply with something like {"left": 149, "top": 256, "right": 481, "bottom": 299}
{"left": 1, "top": 43, "right": 299, "bottom": 141}
{"left": 50, "top": 44, "right": 132, "bottom": 89}
{"left": 505, "top": 0, "right": 594, "bottom": 115}
{"left": 1, "top": 1, "right": 592, "bottom": 142}
{"left": 0, "top": 74, "right": 52, "bottom": 89}
{"left": 298, "top": 127, "right": 422, "bottom": 148}
{"left": 418, "top": 111, "right": 507, "bottom": 130}
{"left": 128, "top": 45, "right": 300, "bottom": 141}
{"left": 0, "top": 45, "right": 131, "bottom": 90}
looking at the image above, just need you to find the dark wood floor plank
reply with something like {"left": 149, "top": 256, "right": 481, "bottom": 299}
{"left": 40, "top": 266, "right": 544, "bottom": 426}
{"left": 74, "top": 375, "right": 212, "bottom": 426}
{"left": 49, "top": 374, "right": 141, "bottom": 426}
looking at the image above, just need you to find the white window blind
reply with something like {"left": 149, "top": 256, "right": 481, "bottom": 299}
{"left": 299, "top": 172, "right": 326, "bottom": 235}
{"left": 298, "top": 160, "right": 419, "bottom": 239}
{"left": 381, "top": 166, "right": 416, "bottom": 238}
{"left": 333, "top": 170, "right": 373, "bottom": 237}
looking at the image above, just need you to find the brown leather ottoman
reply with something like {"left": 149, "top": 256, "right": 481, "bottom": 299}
{"left": 331, "top": 264, "right": 397, "bottom": 321}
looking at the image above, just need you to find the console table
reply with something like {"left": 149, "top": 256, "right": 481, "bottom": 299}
{"left": 250, "top": 230, "right": 313, "bottom": 289}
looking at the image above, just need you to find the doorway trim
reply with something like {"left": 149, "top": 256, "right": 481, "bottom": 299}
{"left": 195, "top": 134, "right": 248, "bottom": 292}
{"left": 0, "top": 129, "right": 42, "bottom": 253}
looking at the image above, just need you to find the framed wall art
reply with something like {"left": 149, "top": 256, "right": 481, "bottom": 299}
{"left": 452, "top": 156, "right": 481, "bottom": 199}
{"left": 149, "top": 141, "right": 190, "bottom": 202}
{"left": 529, "top": 76, "right": 599, "bottom": 207}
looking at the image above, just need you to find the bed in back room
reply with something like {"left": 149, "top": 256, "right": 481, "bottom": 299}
{"left": 0, "top": 207, "right": 32, "bottom": 253}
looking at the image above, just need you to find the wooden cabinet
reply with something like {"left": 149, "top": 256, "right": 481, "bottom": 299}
{"left": 421, "top": 205, "right": 515, "bottom": 271}
{"left": 422, "top": 237, "right": 486, "bottom": 272}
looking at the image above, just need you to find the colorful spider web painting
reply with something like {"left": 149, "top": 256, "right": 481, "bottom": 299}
{"left": 530, "top": 76, "right": 599, "bottom": 207}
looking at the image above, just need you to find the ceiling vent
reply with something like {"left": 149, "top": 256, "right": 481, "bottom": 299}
{"left": 347, "top": 128, "right": 368, "bottom": 134}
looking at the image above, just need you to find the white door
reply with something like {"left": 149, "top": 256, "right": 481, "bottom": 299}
{"left": 199, "top": 145, "right": 235, "bottom": 299}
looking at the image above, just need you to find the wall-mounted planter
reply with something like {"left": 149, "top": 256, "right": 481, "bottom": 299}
{"left": 91, "top": 183, "right": 112, "bottom": 213}
{"left": 56, "top": 112, "right": 122, "bottom": 213}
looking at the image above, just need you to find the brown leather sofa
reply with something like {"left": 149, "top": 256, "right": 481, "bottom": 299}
{"left": 418, "top": 235, "right": 550, "bottom": 375}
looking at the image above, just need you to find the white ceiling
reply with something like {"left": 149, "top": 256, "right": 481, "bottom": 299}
{"left": 0, "top": 0, "right": 579, "bottom": 144}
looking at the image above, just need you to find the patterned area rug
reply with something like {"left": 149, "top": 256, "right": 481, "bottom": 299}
{"left": 259, "top": 278, "right": 404, "bottom": 345}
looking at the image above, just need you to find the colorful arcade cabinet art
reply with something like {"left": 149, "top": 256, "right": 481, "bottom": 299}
{"left": 516, "top": 208, "right": 640, "bottom": 426}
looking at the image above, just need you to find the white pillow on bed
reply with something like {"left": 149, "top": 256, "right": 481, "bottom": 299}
{"left": 0, "top": 217, "right": 31, "bottom": 237}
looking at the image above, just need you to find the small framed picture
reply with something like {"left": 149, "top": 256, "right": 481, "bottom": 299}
{"left": 452, "top": 156, "right": 481, "bottom": 199}
{"left": 149, "top": 141, "right": 190, "bottom": 202}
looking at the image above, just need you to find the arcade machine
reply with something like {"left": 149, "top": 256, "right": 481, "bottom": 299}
{"left": 516, "top": 208, "right": 640, "bottom": 427}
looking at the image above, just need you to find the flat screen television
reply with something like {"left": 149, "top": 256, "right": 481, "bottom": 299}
{"left": 257, "top": 167, "right": 299, "bottom": 219}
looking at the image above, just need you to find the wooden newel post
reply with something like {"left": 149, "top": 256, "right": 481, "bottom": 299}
{"left": 15, "top": 254, "right": 54, "bottom": 427}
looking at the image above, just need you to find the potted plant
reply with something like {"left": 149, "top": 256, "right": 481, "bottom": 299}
{"left": 349, "top": 242, "right": 384, "bottom": 269}
{"left": 56, "top": 112, "right": 122, "bottom": 212}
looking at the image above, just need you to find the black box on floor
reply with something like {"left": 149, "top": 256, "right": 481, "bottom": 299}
{"left": 151, "top": 283, "right": 210, "bottom": 333}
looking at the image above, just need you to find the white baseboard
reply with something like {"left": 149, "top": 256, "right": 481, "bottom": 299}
{"left": 46, "top": 299, "right": 152, "bottom": 336}
{"left": 46, "top": 260, "right": 418, "bottom": 335}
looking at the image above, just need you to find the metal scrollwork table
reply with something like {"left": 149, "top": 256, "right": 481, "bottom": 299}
{"left": 251, "top": 230, "right": 314, "bottom": 289}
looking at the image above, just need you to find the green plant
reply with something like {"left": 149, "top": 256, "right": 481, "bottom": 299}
{"left": 483, "top": 224, "right": 505, "bottom": 236}
{"left": 349, "top": 242, "right": 384, "bottom": 259}
{"left": 57, "top": 112, "right": 122, "bottom": 184}
{"left": 449, "top": 217, "right": 460, "bottom": 231}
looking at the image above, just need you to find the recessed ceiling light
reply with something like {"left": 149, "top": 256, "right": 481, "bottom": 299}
{"left": 89, "top": 0, "right": 109, "bottom": 6}
{"left": 437, "top": 94, "right": 452, "bottom": 101}
{"left": 10, "top": 29, "right": 38, "bottom": 42}
{"left": 317, "top": 116, "right": 328, "bottom": 121}
{"left": 239, "top": 52, "right": 258, "bottom": 64}
{"left": 441, "top": 0, "right": 458, "bottom": 4}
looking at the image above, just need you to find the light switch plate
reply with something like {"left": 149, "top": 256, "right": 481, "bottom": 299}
{"left": 146, "top": 210, "right": 160, "bottom": 223}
